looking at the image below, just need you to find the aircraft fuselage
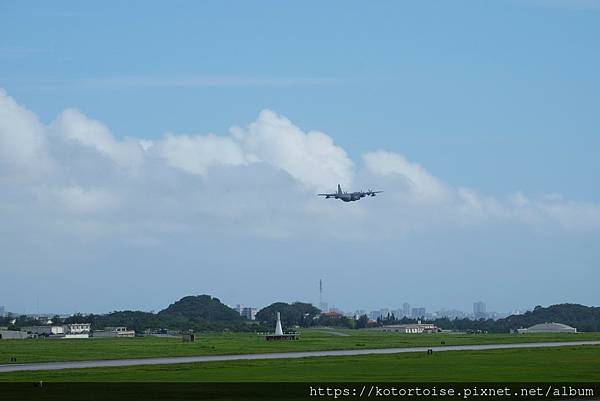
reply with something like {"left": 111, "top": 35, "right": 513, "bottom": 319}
{"left": 326, "top": 193, "right": 363, "bottom": 202}
{"left": 319, "top": 184, "right": 381, "bottom": 202}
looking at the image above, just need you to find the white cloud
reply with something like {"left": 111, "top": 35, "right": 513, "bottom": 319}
{"left": 152, "top": 133, "right": 247, "bottom": 175}
{"left": 0, "top": 86, "right": 599, "bottom": 244}
{"left": 0, "top": 89, "right": 53, "bottom": 177}
{"left": 55, "top": 186, "right": 120, "bottom": 214}
{"left": 51, "top": 108, "right": 144, "bottom": 169}
{"left": 132, "top": 109, "right": 353, "bottom": 191}
{"left": 363, "top": 150, "right": 449, "bottom": 202}
{"left": 456, "top": 187, "right": 510, "bottom": 222}
{"left": 232, "top": 109, "right": 354, "bottom": 190}
{"left": 536, "top": 198, "right": 600, "bottom": 231}
{"left": 455, "top": 188, "right": 600, "bottom": 231}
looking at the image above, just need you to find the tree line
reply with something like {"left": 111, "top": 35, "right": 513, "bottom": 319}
{"left": 2, "top": 300, "right": 599, "bottom": 333}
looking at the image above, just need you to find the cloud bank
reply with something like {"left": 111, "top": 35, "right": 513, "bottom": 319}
{"left": 0, "top": 89, "right": 53, "bottom": 177}
{"left": 1, "top": 87, "right": 600, "bottom": 252}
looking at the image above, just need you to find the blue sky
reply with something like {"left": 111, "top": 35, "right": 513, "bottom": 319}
{"left": 1, "top": 1, "right": 599, "bottom": 315}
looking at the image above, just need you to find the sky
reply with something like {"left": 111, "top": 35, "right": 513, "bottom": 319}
{"left": 1, "top": 0, "right": 599, "bottom": 315}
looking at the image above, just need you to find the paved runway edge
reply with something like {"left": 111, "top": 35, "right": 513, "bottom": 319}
{"left": 1, "top": 340, "right": 599, "bottom": 373}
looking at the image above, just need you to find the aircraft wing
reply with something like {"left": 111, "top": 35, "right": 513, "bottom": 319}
{"left": 317, "top": 193, "right": 336, "bottom": 197}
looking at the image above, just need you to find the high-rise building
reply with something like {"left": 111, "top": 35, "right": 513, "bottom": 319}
{"left": 241, "top": 307, "right": 257, "bottom": 321}
{"left": 0, "top": 305, "right": 5, "bottom": 317}
{"left": 473, "top": 301, "right": 487, "bottom": 319}
{"left": 402, "top": 302, "right": 410, "bottom": 317}
{"left": 411, "top": 307, "right": 426, "bottom": 318}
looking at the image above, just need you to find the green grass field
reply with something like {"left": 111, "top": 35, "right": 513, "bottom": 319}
{"left": 2, "top": 345, "right": 599, "bottom": 382}
{"left": 1, "top": 329, "right": 599, "bottom": 364}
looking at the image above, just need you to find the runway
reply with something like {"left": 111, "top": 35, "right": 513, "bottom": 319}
{"left": 1, "top": 340, "right": 599, "bottom": 373}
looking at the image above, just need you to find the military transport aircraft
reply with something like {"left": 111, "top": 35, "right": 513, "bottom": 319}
{"left": 318, "top": 184, "right": 383, "bottom": 202}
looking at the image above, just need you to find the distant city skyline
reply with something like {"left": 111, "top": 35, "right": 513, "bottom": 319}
{"left": 0, "top": 297, "right": 528, "bottom": 322}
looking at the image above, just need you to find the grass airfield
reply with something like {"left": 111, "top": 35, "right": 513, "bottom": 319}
{"left": 2, "top": 329, "right": 600, "bottom": 364}
{"left": 1, "top": 346, "right": 599, "bottom": 382}
{"left": 1, "top": 329, "right": 599, "bottom": 382}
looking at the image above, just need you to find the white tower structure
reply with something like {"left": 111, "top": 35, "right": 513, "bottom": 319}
{"left": 275, "top": 312, "right": 283, "bottom": 336}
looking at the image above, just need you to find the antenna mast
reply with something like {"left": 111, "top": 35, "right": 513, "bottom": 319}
{"left": 319, "top": 279, "right": 323, "bottom": 306}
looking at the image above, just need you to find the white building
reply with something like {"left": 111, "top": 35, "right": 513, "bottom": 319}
{"left": 51, "top": 326, "right": 65, "bottom": 335}
{"left": 241, "top": 307, "right": 257, "bottom": 321}
{"left": 67, "top": 323, "right": 91, "bottom": 334}
{"left": 93, "top": 326, "right": 135, "bottom": 338}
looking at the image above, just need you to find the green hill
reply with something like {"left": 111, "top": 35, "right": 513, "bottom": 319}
{"left": 158, "top": 295, "right": 242, "bottom": 322}
{"left": 58, "top": 295, "right": 252, "bottom": 333}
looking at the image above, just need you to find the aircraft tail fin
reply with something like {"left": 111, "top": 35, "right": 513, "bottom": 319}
{"left": 337, "top": 184, "right": 342, "bottom": 195}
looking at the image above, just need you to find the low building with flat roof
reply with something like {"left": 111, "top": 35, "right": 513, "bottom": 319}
{"left": 0, "top": 330, "right": 29, "bottom": 340}
{"left": 371, "top": 321, "right": 441, "bottom": 334}
{"left": 67, "top": 323, "right": 91, "bottom": 334}
{"left": 21, "top": 326, "right": 52, "bottom": 336}
{"left": 93, "top": 327, "right": 135, "bottom": 338}
{"left": 20, "top": 325, "right": 66, "bottom": 336}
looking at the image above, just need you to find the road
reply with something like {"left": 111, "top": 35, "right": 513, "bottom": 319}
{"left": 1, "top": 340, "right": 599, "bottom": 373}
